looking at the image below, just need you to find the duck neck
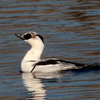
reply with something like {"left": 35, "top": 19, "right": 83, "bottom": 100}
{"left": 22, "top": 45, "right": 44, "bottom": 62}
{"left": 30, "top": 46, "right": 43, "bottom": 60}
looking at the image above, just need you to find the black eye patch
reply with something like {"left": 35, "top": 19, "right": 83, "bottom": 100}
{"left": 24, "top": 34, "right": 32, "bottom": 40}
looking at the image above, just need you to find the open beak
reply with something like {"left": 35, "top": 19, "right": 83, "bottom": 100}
{"left": 15, "top": 33, "right": 25, "bottom": 40}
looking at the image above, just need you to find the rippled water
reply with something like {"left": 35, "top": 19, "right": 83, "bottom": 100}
{"left": 0, "top": 0, "right": 100, "bottom": 100}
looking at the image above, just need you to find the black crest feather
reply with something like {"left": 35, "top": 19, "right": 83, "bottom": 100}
{"left": 37, "top": 34, "right": 44, "bottom": 43}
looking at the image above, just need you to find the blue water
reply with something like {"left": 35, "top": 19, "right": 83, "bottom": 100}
{"left": 0, "top": 0, "right": 100, "bottom": 99}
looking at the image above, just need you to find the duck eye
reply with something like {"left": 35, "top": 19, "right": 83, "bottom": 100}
{"left": 24, "top": 34, "right": 32, "bottom": 40}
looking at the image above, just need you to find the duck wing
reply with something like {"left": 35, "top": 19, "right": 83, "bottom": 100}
{"left": 30, "top": 59, "right": 85, "bottom": 72}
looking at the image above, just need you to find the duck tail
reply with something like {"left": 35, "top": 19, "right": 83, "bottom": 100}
{"left": 85, "top": 63, "right": 100, "bottom": 69}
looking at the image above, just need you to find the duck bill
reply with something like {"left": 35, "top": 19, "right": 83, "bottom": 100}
{"left": 15, "top": 33, "right": 25, "bottom": 40}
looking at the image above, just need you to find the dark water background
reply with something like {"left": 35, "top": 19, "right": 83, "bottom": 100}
{"left": 0, "top": 0, "right": 100, "bottom": 100}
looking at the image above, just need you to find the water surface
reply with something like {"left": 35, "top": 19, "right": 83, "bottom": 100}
{"left": 0, "top": 0, "right": 100, "bottom": 100}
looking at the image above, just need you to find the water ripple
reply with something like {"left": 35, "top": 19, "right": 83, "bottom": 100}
{"left": 0, "top": 0, "right": 100, "bottom": 99}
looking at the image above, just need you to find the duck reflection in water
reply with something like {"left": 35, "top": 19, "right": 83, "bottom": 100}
{"left": 22, "top": 72, "right": 63, "bottom": 100}
{"left": 22, "top": 73, "right": 46, "bottom": 100}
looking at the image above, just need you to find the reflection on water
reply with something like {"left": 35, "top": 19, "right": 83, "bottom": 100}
{"left": 22, "top": 71, "right": 100, "bottom": 100}
{"left": 22, "top": 72, "right": 66, "bottom": 99}
{"left": 0, "top": 0, "right": 100, "bottom": 99}
{"left": 22, "top": 73, "right": 46, "bottom": 100}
